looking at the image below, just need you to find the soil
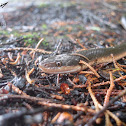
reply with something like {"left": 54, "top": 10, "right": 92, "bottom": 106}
{"left": 0, "top": 0, "right": 126, "bottom": 126}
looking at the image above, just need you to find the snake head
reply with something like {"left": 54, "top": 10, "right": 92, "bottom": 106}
{"left": 39, "top": 54, "right": 82, "bottom": 74}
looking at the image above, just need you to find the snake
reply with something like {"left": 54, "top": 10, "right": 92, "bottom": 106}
{"left": 39, "top": 43, "right": 126, "bottom": 74}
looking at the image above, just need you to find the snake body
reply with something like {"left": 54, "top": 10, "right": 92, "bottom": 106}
{"left": 39, "top": 43, "right": 126, "bottom": 74}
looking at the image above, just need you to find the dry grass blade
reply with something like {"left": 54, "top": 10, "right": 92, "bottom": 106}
{"left": 104, "top": 71, "right": 115, "bottom": 106}
{"left": 75, "top": 39, "right": 87, "bottom": 50}
{"left": 30, "top": 38, "right": 44, "bottom": 59}
{"left": 26, "top": 68, "right": 35, "bottom": 84}
{"left": 86, "top": 89, "right": 126, "bottom": 126}
{"left": 79, "top": 60, "right": 100, "bottom": 78}
{"left": 105, "top": 112, "right": 113, "bottom": 126}
{"left": 87, "top": 78, "right": 102, "bottom": 124}
{"left": 8, "top": 82, "right": 29, "bottom": 96}
{"left": 91, "top": 75, "right": 126, "bottom": 88}
{"left": 1, "top": 47, "right": 52, "bottom": 54}
{"left": 9, "top": 53, "right": 21, "bottom": 65}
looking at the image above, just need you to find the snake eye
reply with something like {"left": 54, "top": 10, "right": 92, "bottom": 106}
{"left": 56, "top": 61, "right": 62, "bottom": 67}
